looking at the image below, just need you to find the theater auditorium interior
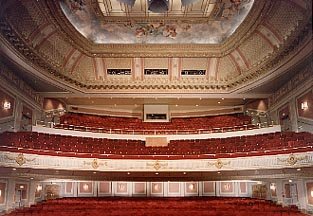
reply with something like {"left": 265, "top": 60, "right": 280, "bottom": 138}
{"left": 0, "top": 0, "right": 312, "bottom": 215}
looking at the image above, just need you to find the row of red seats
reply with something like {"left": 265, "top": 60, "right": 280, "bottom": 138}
{"left": 4, "top": 197, "right": 306, "bottom": 216}
{"left": 0, "top": 131, "right": 312, "bottom": 159}
{"left": 58, "top": 113, "right": 252, "bottom": 133}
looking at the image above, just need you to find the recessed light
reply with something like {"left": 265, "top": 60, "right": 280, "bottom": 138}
{"left": 155, "top": 172, "right": 159, "bottom": 175}
{"left": 175, "top": 104, "right": 178, "bottom": 107}
{"left": 30, "top": 177, "right": 34, "bottom": 180}
{"left": 222, "top": 98, "right": 224, "bottom": 100}
{"left": 195, "top": 104, "right": 199, "bottom": 107}
{"left": 93, "top": 171, "right": 97, "bottom": 174}
{"left": 296, "top": 168, "right": 301, "bottom": 171}
{"left": 218, "top": 101, "right": 221, "bottom": 104}
{"left": 183, "top": 172, "right": 186, "bottom": 175}
{"left": 289, "top": 179, "right": 293, "bottom": 183}
{"left": 12, "top": 168, "right": 16, "bottom": 171}
{"left": 127, "top": 172, "right": 130, "bottom": 175}
{"left": 217, "top": 171, "right": 221, "bottom": 174}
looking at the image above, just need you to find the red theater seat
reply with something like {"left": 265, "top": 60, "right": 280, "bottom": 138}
{"left": 0, "top": 131, "right": 312, "bottom": 159}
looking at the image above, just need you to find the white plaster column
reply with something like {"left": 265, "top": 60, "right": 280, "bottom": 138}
{"left": 27, "top": 180, "right": 37, "bottom": 207}
{"left": 275, "top": 180, "right": 284, "bottom": 205}
{"left": 132, "top": 58, "right": 143, "bottom": 80}
{"left": 13, "top": 99, "right": 23, "bottom": 132}
{"left": 295, "top": 179, "right": 307, "bottom": 210}
{"left": 5, "top": 178, "right": 16, "bottom": 211}
{"left": 289, "top": 97, "right": 298, "bottom": 132}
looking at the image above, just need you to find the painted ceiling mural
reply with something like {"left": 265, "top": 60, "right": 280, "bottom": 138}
{"left": 60, "top": 0, "right": 254, "bottom": 44}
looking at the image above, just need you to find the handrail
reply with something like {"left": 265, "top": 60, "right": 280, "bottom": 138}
{"left": 35, "top": 120, "right": 275, "bottom": 135}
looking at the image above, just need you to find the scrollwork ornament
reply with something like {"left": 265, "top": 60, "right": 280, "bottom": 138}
{"left": 146, "top": 160, "right": 168, "bottom": 171}
{"left": 208, "top": 159, "right": 230, "bottom": 169}
{"left": 278, "top": 154, "right": 308, "bottom": 166}
{"left": 84, "top": 158, "right": 107, "bottom": 169}
{"left": 15, "top": 153, "right": 26, "bottom": 166}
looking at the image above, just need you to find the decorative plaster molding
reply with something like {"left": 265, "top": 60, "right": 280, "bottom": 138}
{"left": 0, "top": 151, "right": 312, "bottom": 172}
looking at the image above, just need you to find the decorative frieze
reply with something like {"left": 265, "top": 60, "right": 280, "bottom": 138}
{"left": 0, "top": 151, "right": 312, "bottom": 172}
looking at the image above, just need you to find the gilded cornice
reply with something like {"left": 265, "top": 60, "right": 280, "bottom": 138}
{"left": 228, "top": 17, "right": 312, "bottom": 92}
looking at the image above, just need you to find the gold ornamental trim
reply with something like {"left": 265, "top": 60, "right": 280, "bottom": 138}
{"left": 278, "top": 154, "right": 308, "bottom": 166}
{"left": 146, "top": 160, "right": 168, "bottom": 171}
{"left": 5, "top": 153, "right": 35, "bottom": 166}
{"left": 84, "top": 158, "right": 107, "bottom": 169}
{"left": 208, "top": 159, "right": 230, "bottom": 169}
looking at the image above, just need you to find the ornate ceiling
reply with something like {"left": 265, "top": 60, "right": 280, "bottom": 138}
{"left": 0, "top": 0, "right": 312, "bottom": 96}
{"left": 60, "top": 0, "right": 254, "bottom": 44}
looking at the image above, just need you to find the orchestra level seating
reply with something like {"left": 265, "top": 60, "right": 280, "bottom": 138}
{"left": 3, "top": 197, "right": 306, "bottom": 216}
{"left": 0, "top": 131, "right": 312, "bottom": 159}
{"left": 56, "top": 113, "right": 253, "bottom": 134}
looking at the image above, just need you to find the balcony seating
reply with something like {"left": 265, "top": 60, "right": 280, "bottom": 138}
{"left": 0, "top": 131, "right": 312, "bottom": 159}
{"left": 56, "top": 113, "right": 253, "bottom": 134}
{"left": 4, "top": 197, "right": 306, "bottom": 216}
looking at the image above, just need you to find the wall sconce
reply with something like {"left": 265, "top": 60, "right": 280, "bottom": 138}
{"left": 19, "top": 185, "right": 24, "bottom": 189}
{"left": 36, "top": 185, "right": 42, "bottom": 192}
{"left": 82, "top": 183, "right": 89, "bottom": 191}
{"left": 0, "top": 189, "right": 2, "bottom": 197}
{"left": 3, "top": 101, "right": 11, "bottom": 110}
{"left": 188, "top": 183, "right": 195, "bottom": 191}
{"left": 301, "top": 101, "right": 308, "bottom": 110}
